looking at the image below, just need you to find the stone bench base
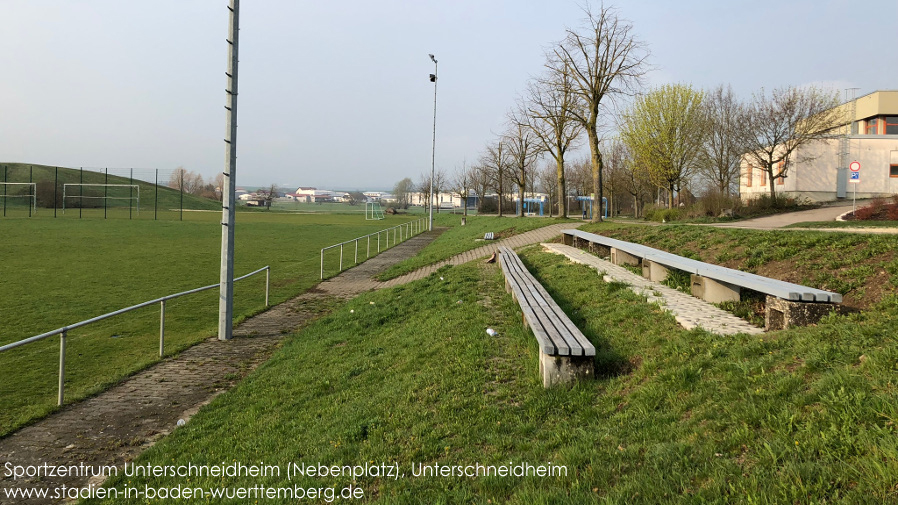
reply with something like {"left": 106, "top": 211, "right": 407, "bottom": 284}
{"left": 765, "top": 296, "right": 840, "bottom": 331}
{"left": 539, "top": 351, "right": 594, "bottom": 388}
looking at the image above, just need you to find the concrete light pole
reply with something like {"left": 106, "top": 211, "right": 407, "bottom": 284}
{"left": 428, "top": 54, "right": 438, "bottom": 231}
{"left": 219, "top": 0, "right": 239, "bottom": 341}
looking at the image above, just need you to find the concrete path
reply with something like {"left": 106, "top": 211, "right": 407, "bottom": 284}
{"left": 707, "top": 203, "right": 852, "bottom": 229}
{"left": 543, "top": 243, "right": 764, "bottom": 335}
{"left": 379, "top": 222, "right": 577, "bottom": 288}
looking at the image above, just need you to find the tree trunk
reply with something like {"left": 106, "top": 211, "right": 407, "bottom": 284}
{"left": 518, "top": 167, "right": 525, "bottom": 218}
{"left": 588, "top": 127, "right": 603, "bottom": 222}
{"left": 556, "top": 157, "right": 566, "bottom": 218}
{"left": 768, "top": 169, "right": 778, "bottom": 206}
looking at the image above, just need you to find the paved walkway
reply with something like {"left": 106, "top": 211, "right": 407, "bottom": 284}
{"left": 0, "top": 223, "right": 575, "bottom": 504}
{"left": 543, "top": 243, "right": 764, "bottom": 335}
{"left": 707, "top": 203, "right": 851, "bottom": 229}
{"left": 379, "top": 223, "right": 577, "bottom": 288}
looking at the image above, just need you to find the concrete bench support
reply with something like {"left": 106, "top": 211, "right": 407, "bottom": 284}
{"left": 765, "top": 296, "right": 838, "bottom": 331}
{"left": 642, "top": 260, "right": 670, "bottom": 282}
{"left": 691, "top": 275, "right": 741, "bottom": 303}
{"left": 611, "top": 247, "right": 641, "bottom": 267}
{"left": 540, "top": 352, "right": 594, "bottom": 387}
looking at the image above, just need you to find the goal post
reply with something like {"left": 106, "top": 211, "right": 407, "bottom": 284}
{"left": 0, "top": 182, "right": 37, "bottom": 215}
{"left": 62, "top": 184, "right": 140, "bottom": 214}
{"left": 365, "top": 202, "right": 385, "bottom": 220}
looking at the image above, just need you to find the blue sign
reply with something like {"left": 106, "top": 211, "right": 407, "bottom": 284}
{"left": 849, "top": 171, "right": 860, "bottom": 183}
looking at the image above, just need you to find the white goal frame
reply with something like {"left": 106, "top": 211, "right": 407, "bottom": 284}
{"left": 63, "top": 184, "right": 140, "bottom": 214}
{"left": 0, "top": 182, "right": 37, "bottom": 214}
{"left": 365, "top": 202, "right": 385, "bottom": 220}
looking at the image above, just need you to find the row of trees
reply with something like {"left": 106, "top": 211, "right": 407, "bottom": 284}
{"left": 168, "top": 167, "right": 222, "bottom": 201}
{"left": 398, "top": 5, "right": 843, "bottom": 219}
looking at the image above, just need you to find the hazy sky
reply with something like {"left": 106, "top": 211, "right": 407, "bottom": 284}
{"left": 2, "top": 0, "right": 895, "bottom": 190}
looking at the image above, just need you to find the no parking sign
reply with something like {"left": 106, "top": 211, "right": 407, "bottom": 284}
{"left": 849, "top": 161, "right": 860, "bottom": 184}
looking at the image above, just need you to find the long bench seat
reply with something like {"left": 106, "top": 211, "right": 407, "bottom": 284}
{"left": 498, "top": 246, "right": 594, "bottom": 386}
{"left": 562, "top": 229, "right": 842, "bottom": 330}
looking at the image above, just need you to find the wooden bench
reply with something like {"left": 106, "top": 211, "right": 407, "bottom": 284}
{"left": 498, "top": 246, "right": 595, "bottom": 387}
{"left": 561, "top": 229, "right": 842, "bottom": 330}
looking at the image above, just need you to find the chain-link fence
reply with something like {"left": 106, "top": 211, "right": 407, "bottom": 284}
{"left": 0, "top": 164, "right": 221, "bottom": 220}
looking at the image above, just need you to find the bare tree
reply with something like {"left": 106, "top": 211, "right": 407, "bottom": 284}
{"left": 522, "top": 70, "right": 583, "bottom": 218}
{"left": 168, "top": 167, "right": 205, "bottom": 196}
{"left": 742, "top": 86, "right": 841, "bottom": 204}
{"left": 550, "top": 4, "right": 649, "bottom": 222}
{"left": 213, "top": 173, "right": 225, "bottom": 201}
{"left": 480, "top": 141, "right": 511, "bottom": 216}
{"left": 418, "top": 170, "right": 447, "bottom": 212}
{"left": 448, "top": 161, "right": 474, "bottom": 218}
{"left": 469, "top": 163, "right": 491, "bottom": 213}
{"left": 504, "top": 110, "right": 544, "bottom": 217}
{"left": 602, "top": 138, "right": 630, "bottom": 217}
{"left": 537, "top": 162, "right": 559, "bottom": 216}
{"left": 392, "top": 177, "right": 414, "bottom": 209}
{"left": 699, "top": 85, "right": 746, "bottom": 196}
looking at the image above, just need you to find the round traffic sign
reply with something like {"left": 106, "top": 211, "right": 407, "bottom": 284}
{"left": 849, "top": 161, "right": 861, "bottom": 172}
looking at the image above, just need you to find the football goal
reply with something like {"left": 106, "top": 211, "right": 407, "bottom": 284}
{"left": 0, "top": 182, "right": 37, "bottom": 214}
{"left": 63, "top": 184, "right": 140, "bottom": 213}
{"left": 365, "top": 202, "right": 385, "bottom": 220}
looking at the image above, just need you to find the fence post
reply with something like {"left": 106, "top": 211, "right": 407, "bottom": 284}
{"left": 58, "top": 330, "right": 67, "bottom": 406}
{"left": 265, "top": 267, "right": 270, "bottom": 307}
{"left": 54, "top": 167, "right": 58, "bottom": 218}
{"left": 355, "top": 239, "right": 358, "bottom": 264}
{"left": 367, "top": 235, "right": 370, "bottom": 258}
{"left": 320, "top": 250, "right": 324, "bottom": 279}
{"left": 339, "top": 243, "right": 343, "bottom": 273}
{"left": 378, "top": 232, "right": 380, "bottom": 252}
{"left": 159, "top": 300, "right": 166, "bottom": 357}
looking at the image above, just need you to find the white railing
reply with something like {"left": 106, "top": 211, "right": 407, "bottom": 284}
{"left": 320, "top": 218, "right": 426, "bottom": 279}
{"left": 0, "top": 266, "right": 270, "bottom": 406}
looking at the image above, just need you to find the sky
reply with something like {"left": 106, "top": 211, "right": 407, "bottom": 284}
{"left": 2, "top": 0, "right": 896, "bottom": 191}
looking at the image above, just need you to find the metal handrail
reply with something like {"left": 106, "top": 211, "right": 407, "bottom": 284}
{"left": 0, "top": 266, "right": 270, "bottom": 405}
{"left": 320, "top": 217, "right": 426, "bottom": 279}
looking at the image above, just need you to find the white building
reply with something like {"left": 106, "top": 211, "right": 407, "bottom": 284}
{"left": 740, "top": 90, "right": 898, "bottom": 202}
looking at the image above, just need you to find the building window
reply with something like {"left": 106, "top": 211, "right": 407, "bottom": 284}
{"left": 886, "top": 116, "right": 898, "bottom": 135}
{"left": 891, "top": 165, "right": 898, "bottom": 178}
{"left": 777, "top": 162, "right": 785, "bottom": 185}
{"left": 866, "top": 118, "right": 879, "bottom": 135}
{"left": 760, "top": 167, "right": 766, "bottom": 186}
{"left": 745, "top": 164, "right": 752, "bottom": 187}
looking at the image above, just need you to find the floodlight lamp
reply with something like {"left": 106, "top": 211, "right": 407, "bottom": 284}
{"left": 429, "top": 74, "right": 436, "bottom": 82}
{"left": 429, "top": 54, "right": 437, "bottom": 63}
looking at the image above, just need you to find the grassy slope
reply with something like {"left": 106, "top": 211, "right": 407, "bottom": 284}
{"left": 0, "top": 163, "right": 218, "bottom": 214}
{"left": 376, "top": 213, "right": 574, "bottom": 280}
{"left": 0, "top": 212, "right": 418, "bottom": 436}
{"left": 87, "top": 244, "right": 898, "bottom": 503}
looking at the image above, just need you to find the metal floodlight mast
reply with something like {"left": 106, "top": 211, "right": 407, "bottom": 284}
{"left": 219, "top": 0, "right": 239, "bottom": 341}
{"left": 428, "top": 53, "right": 437, "bottom": 231}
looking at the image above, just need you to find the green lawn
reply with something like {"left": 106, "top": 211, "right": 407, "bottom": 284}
{"left": 0, "top": 211, "right": 419, "bottom": 436}
{"left": 375, "top": 213, "right": 574, "bottom": 280}
{"left": 86, "top": 242, "right": 898, "bottom": 503}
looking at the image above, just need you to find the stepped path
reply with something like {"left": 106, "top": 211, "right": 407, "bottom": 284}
{"left": 0, "top": 221, "right": 573, "bottom": 504}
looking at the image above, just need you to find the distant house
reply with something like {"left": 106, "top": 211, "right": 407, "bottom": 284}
{"left": 294, "top": 187, "right": 335, "bottom": 203}
{"left": 740, "top": 90, "right": 898, "bottom": 202}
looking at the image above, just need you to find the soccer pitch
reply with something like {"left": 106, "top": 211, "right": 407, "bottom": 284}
{"left": 0, "top": 211, "right": 418, "bottom": 436}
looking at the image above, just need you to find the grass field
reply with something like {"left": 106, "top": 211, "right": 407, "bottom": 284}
{"left": 0, "top": 211, "right": 419, "bottom": 436}
{"left": 85, "top": 238, "right": 898, "bottom": 503}
{"left": 375, "top": 213, "right": 573, "bottom": 280}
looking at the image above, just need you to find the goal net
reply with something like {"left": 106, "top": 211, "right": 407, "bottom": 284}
{"left": 63, "top": 184, "right": 140, "bottom": 213}
{"left": 0, "top": 182, "right": 37, "bottom": 213}
{"left": 365, "top": 202, "right": 385, "bottom": 220}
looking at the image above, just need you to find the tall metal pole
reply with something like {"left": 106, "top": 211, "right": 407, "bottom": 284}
{"left": 428, "top": 54, "right": 438, "bottom": 231}
{"left": 218, "top": 0, "right": 239, "bottom": 341}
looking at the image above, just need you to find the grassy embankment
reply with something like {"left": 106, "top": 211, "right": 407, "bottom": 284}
{"left": 0, "top": 211, "right": 418, "bottom": 437}
{"left": 87, "top": 225, "right": 898, "bottom": 503}
{"left": 0, "top": 163, "right": 218, "bottom": 218}
{"left": 376, "top": 213, "right": 574, "bottom": 280}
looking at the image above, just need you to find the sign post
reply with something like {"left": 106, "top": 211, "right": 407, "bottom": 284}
{"left": 848, "top": 161, "right": 860, "bottom": 214}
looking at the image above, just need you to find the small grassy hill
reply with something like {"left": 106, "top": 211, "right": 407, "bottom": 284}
{"left": 0, "top": 163, "right": 218, "bottom": 213}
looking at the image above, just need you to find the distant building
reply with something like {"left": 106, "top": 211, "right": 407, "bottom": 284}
{"left": 293, "top": 187, "right": 335, "bottom": 203}
{"left": 740, "top": 90, "right": 898, "bottom": 202}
